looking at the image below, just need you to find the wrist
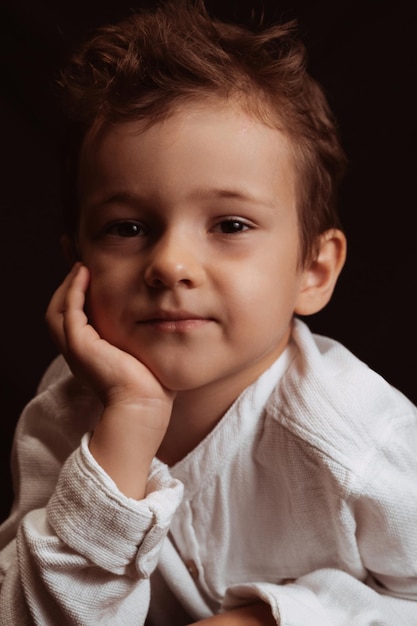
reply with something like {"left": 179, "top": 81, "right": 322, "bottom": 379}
{"left": 89, "top": 401, "right": 172, "bottom": 499}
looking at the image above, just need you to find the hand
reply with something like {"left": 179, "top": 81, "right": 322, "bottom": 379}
{"left": 46, "top": 262, "right": 173, "bottom": 409}
{"left": 191, "top": 604, "right": 276, "bottom": 625}
{"left": 46, "top": 263, "right": 174, "bottom": 498}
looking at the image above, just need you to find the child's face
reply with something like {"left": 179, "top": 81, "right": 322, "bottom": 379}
{"left": 77, "top": 101, "right": 306, "bottom": 394}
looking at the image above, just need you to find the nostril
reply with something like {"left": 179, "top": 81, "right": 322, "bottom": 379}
{"left": 144, "top": 254, "right": 204, "bottom": 289}
{"left": 148, "top": 275, "right": 193, "bottom": 289}
{"left": 149, "top": 276, "right": 165, "bottom": 289}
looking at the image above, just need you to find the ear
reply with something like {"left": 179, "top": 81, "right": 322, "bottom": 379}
{"left": 294, "top": 228, "right": 347, "bottom": 316}
{"left": 60, "top": 234, "right": 80, "bottom": 268}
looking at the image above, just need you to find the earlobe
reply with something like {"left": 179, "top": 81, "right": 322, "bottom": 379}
{"left": 294, "top": 228, "right": 347, "bottom": 316}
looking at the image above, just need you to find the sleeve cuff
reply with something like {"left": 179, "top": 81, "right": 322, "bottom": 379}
{"left": 223, "top": 580, "right": 334, "bottom": 626}
{"left": 46, "top": 433, "right": 183, "bottom": 577}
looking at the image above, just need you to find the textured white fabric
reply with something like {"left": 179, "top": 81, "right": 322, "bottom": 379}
{"left": 1, "top": 318, "right": 417, "bottom": 625}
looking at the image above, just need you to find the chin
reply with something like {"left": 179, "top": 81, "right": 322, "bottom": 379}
{"left": 146, "top": 361, "right": 213, "bottom": 393}
{"left": 154, "top": 372, "right": 202, "bottom": 393}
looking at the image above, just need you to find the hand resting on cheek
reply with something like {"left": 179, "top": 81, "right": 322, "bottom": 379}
{"left": 45, "top": 262, "right": 175, "bottom": 499}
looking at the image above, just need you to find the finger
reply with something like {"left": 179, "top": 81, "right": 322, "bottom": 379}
{"left": 45, "top": 263, "right": 83, "bottom": 353}
{"left": 63, "top": 264, "right": 91, "bottom": 338}
{"left": 61, "top": 265, "right": 97, "bottom": 359}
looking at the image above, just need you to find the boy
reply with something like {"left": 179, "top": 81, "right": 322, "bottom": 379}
{"left": 1, "top": 1, "right": 416, "bottom": 624}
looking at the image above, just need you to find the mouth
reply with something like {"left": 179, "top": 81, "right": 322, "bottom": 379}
{"left": 138, "top": 310, "right": 213, "bottom": 333}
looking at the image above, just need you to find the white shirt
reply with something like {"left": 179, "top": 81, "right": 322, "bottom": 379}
{"left": 1, "top": 319, "right": 417, "bottom": 625}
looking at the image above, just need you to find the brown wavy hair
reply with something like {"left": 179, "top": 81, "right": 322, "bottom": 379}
{"left": 59, "top": 0, "right": 346, "bottom": 266}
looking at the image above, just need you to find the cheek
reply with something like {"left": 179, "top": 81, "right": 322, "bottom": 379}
{"left": 85, "top": 270, "right": 127, "bottom": 330}
{"left": 221, "top": 276, "right": 273, "bottom": 333}
{"left": 232, "top": 261, "right": 301, "bottom": 327}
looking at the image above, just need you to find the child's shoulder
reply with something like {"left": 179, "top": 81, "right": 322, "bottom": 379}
{"left": 22, "top": 355, "right": 101, "bottom": 449}
{"left": 290, "top": 318, "right": 414, "bottom": 414}
{"left": 269, "top": 319, "right": 417, "bottom": 467}
{"left": 37, "top": 354, "right": 72, "bottom": 393}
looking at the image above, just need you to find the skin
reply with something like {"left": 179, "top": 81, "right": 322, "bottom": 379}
{"left": 47, "top": 99, "right": 346, "bottom": 624}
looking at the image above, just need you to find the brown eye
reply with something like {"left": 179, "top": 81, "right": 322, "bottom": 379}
{"left": 217, "top": 219, "right": 249, "bottom": 234}
{"left": 106, "top": 221, "right": 145, "bottom": 237}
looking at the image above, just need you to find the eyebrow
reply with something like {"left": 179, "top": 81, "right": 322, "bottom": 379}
{"left": 191, "top": 186, "right": 277, "bottom": 208}
{"left": 84, "top": 187, "right": 277, "bottom": 212}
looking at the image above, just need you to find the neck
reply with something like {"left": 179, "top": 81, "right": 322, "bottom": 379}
{"left": 156, "top": 383, "right": 234, "bottom": 466}
{"left": 157, "top": 346, "right": 286, "bottom": 466}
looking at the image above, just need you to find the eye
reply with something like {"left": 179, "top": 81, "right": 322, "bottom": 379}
{"left": 214, "top": 219, "right": 251, "bottom": 234}
{"left": 105, "top": 221, "right": 146, "bottom": 237}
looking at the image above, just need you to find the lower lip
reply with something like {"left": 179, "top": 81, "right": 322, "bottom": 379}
{"left": 140, "top": 319, "right": 211, "bottom": 333}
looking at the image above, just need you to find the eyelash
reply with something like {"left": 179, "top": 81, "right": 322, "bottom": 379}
{"left": 105, "top": 221, "right": 146, "bottom": 238}
{"left": 103, "top": 217, "right": 251, "bottom": 238}
{"left": 214, "top": 219, "right": 251, "bottom": 234}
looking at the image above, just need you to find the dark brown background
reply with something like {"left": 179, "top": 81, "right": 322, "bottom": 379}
{"left": 1, "top": 0, "right": 416, "bottom": 523}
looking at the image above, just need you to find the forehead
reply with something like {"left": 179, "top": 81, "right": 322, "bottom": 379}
{"left": 78, "top": 99, "right": 297, "bottom": 211}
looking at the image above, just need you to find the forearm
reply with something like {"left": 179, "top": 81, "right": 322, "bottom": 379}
{"left": 1, "top": 437, "right": 183, "bottom": 625}
{"left": 89, "top": 398, "right": 172, "bottom": 499}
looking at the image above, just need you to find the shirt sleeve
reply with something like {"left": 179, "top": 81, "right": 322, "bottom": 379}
{"left": 0, "top": 366, "right": 184, "bottom": 626}
{"left": 224, "top": 570, "right": 417, "bottom": 626}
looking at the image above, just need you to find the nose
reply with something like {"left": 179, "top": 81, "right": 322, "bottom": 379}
{"left": 144, "top": 230, "right": 205, "bottom": 289}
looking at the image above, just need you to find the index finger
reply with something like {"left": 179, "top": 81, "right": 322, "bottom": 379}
{"left": 62, "top": 264, "right": 91, "bottom": 339}
{"left": 45, "top": 262, "right": 85, "bottom": 352}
